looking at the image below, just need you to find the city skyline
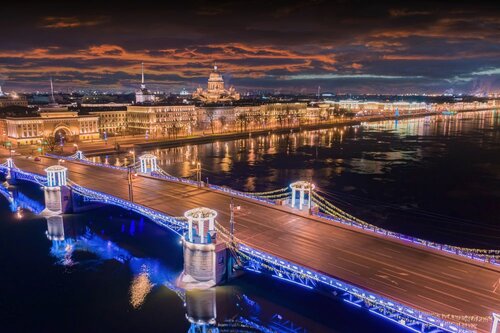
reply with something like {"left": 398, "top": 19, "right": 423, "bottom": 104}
{"left": 1, "top": 1, "right": 499, "bottom": 94}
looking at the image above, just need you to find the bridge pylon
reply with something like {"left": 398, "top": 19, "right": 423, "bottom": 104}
{"left": 75, "top": 150, "right": 85, "bottom": 160}
{"left": 5, "top": 158, "right": 14, "bottom": 181}
{"left": 289, "top": 181, "right": 315, "bottom": 211}
{"left": 41, "top": 165, "right": 72, "bottom": 216}
{"left": 138, "top": 154, "right": 158, "bottom": 174}
{"left": 179, "top": 207, "right": 227, "bottom": 289}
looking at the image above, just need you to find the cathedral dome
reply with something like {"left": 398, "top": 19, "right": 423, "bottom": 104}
{"left": 208, "top": 65, "right": 223, "bottom": 82}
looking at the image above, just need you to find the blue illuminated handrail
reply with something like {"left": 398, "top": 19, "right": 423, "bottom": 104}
{"left": 238, "top": 244, "right": 474, "bottom": 333}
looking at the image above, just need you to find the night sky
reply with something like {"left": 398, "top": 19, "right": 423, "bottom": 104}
{"left": 1, "top": 1, "right": 499, "bottom": 94}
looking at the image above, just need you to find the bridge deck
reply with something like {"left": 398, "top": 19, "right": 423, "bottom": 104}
{"left": 12, "top": 157, "right": 500, "bottom": 333}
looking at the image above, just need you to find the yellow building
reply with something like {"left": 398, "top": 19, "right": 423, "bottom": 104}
{"left": 1, "top": 106, "right": 99, "bottom": 146}
{"left": 89, "top": 110, "right": 128, "bottom": 135}
{"left": 127, "top": 105, "right": 197, "bottom": 136}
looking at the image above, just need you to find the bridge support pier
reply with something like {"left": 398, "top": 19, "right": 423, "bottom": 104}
{"left": 41, "top": 165, "right": 72, "bottom": 216}
{"left": 179, "top": 207, "right": 227, "bottom": 289}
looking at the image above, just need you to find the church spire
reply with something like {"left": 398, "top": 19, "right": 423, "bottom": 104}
{"left": 50, "top": 77, "right": 56, "bottom": 104}
{"left": 140, "top": 62, "right": 146, "bottom": 89}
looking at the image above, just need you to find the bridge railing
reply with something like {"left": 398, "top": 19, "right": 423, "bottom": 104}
{"left": 207, "top": 184, "right": 280, "bottom": 205}
{"left": 314, "top": 211, "right": 500, "bottom": 266}
{"left": 69, "top": 182, "right": 187, "bottom": 235}
{"left": 234, "top": 242, "right": 474, "bottom": 333}
{"left": 45, "top": 153, "right": 129, "bottom": 171}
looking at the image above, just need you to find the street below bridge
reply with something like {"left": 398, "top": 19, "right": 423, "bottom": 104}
{"left": 11, "top": 156, "right": 500, "bottom": 333}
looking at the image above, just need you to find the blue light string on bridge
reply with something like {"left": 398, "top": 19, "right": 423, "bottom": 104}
{"left": 236, "top": 244, "right": 475, "bottom": 333}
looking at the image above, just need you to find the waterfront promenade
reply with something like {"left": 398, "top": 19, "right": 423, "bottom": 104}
{"left": 9, "top": 156, "right": 500, "bottom": 333}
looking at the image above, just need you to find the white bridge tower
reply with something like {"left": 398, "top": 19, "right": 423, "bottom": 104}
{"left": 42, "top": 165, "right": 72, "bottom": 216}
{"left": 179, "top": 207, "right": 227, "bottom": 289}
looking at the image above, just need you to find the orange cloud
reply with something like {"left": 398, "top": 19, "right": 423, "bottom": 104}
{"left": 0, "top": 43, "right": 337, "bottom": 81}
{"left": 40, "top": 16, "right": 107, "bottom": 29}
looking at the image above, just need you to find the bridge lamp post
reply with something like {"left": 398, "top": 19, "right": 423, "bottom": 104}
{"left": 127, "top": 166, "right": 134, "bottom": 203}
{"left": 191, "top": 160, "right": 202, "bottom": 187}
{"left": 197, "top": 162, "right": 201, "bottom": 186}
{"left": 229, "top": 198, "right": 241, "bottom": 244}
{"left": 9, "top": 149, "right": 15, "bottom": 158}
{"left": 129, "top": 150, "right": 136, "bottom": 169}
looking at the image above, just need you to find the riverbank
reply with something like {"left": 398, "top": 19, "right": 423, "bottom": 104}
{"left": 130, "top": 108, "right": 494, "bottom": 152}
{"left": 12, "top": 108, "right": 494, "bottom": 157}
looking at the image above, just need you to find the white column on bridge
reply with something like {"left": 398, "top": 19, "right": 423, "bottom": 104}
{"left": 187, "top": 217, "right": 194, "bottom": 242}
{"left": 45, "top": 165, "right": 68, "bottom": 187}
{"left": 290, "top": 181, "right": 315, "bottom": 211}
{"left": 184, "top": 207, "right": 218, "bottom": 244}
{"left": 6, "top": 158, "right": 13, "bottom": 179}
{"left": 43, "top": 165, "right": 70, "bottom": 216}
{"left": 138, "top": 154, "right": 158, "bottom": 174}
{"left": 299, "top": 189, "right": 304, "bottom": 210}
{"left": 199, "top": 219, "right": 205, "bottom": 244}
{"left": 492, "top": 313, "right": 499, "bottom": 333}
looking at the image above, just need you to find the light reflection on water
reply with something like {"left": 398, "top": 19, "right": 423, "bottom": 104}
{"left": 95, "top": 110, "right": 500, "bottom": 248}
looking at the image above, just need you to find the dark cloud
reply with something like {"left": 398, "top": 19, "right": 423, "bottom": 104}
{"left": 0, "top": 0, "right": 499, "bottom": 93}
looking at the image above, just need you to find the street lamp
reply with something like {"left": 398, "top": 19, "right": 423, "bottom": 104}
{"left": 127, "top": 166, "right": 134, "bottom": 203}
{"left": 229, "top": 198, "right": 241, "bottom": 244}
{"left": 129, "top": 150, "right": 136, "bottom": 168}
{"left": 9, "top": 149, "right": 15, "bottom": 158}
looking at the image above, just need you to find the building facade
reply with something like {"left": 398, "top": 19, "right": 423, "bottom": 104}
{"left": 0, "top": 106, "right": 99, "bottom": 146}
{"left": 0, "top": 95, "right": 29, "bottom": 108}
{"left": 88, "top": 110, "right": 128, "bottom": 135}
{"left": 127, "top": 105, "right": 197, "bottom": 136}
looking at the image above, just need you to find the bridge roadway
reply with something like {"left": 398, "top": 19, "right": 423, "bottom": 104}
{"left": 11, "top": 157, "right": 500, "bottom": 333}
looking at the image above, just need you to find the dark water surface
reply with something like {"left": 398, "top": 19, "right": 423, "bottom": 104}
{"left": 0, "top": 183, "right": 402, "bottom": 333}
{"left": 100, "top": 110, "right": 499, "bottom": 249}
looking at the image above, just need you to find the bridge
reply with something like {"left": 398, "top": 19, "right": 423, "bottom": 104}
{"left": 1, "top": 153, "right": 499, "bottom": 333}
